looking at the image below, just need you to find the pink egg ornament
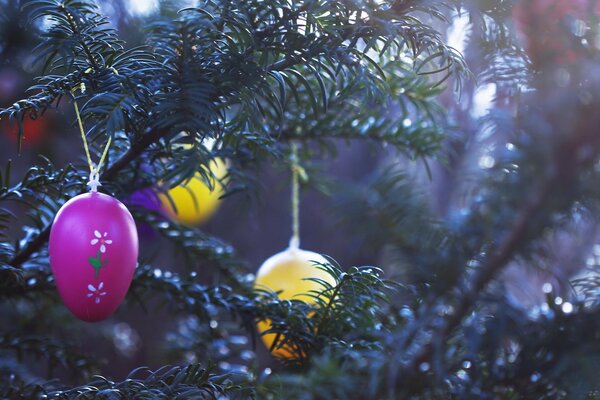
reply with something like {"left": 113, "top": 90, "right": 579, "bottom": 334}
{"left": 49, "top": 192, "right": 139, "bottom": 322}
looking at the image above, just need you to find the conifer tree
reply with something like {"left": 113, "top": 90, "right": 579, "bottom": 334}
{"left": 1, "top": 0, "right": 600, "bottom": 398}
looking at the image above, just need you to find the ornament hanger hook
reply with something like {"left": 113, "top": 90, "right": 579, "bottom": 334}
{"left": 87, "top": 166, "right": 101, "bottom": 193}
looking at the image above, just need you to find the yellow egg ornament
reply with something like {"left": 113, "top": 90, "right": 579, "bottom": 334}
{"left": 159, "top": 158, "right": 227, "bottom": 226}
{"left": 254, "top": 246, "right": 336, "bottom": 359}
{"left": 254, "top": 142, "right": 336, "bottom": 360}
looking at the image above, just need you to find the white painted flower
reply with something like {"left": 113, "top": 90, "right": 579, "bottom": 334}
{"left": 87, "top": 282, "right": 107, "bottom": 304}
{"left": 90, "top": 230, "right": 113, "bottom": 253}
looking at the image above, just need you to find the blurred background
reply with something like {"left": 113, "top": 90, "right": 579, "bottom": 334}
{"left": 1, "top": 0, "right": 594, "bottom": 385}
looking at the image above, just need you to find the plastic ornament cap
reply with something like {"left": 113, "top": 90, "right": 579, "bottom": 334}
{"left": 159, "top": 158, "right": 227, "bottom": 226}
{"left": 49, "top": 192, "right": 139, "bottom": 322}
{"left": 254, "top": 246, "right": 337, "bottom": 359}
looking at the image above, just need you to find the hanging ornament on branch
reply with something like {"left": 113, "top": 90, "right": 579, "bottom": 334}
{"left": 254, "top": 143, "right": 336, "bottom": 359}
{"left": 158, "top": 156, "right": 227, "bottom": 226}
{"left": 49, "top": 91, "right": 139, "bottom": 322}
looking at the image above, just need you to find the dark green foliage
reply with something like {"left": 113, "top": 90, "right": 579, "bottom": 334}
{"left": 2, "top": 0, "right": 600, "bottom": 399}
{"left": 1, "top": 362, "right": 253, "bottom": 399}
{"left": 253, "top": 261, "right": 395, "bottom": 364}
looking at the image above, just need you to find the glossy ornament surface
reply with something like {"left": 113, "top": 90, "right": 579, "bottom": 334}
{"left": 254, "top": 246, "right": 336, "bottom": 358}
{"left": 49, "top": 192, "right": 139, "bottom": 322}
{"left": 159, "top": 158, "right": 227, "bottom": 226}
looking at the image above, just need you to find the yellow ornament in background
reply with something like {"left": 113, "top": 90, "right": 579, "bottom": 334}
{"left": 254, "top": 246, "right": 337, "bottom": 359}
{"left": 159, "top": 158, "right": 227, "bottom": 226}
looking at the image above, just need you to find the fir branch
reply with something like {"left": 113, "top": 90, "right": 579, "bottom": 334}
{"left": 394, "top": 78, "right": 600, "bottom": 391}
{"left": 5, "top": 362, "right": 253, "bottom": 399}
{"left": 0, "top": 334, "right": 96, "bottom": 378}
{"left": 131, "top": 210, "right": 250, "bottom": 287}
{"left": 403, "top": 175, "right": 552, "bottom": 381}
